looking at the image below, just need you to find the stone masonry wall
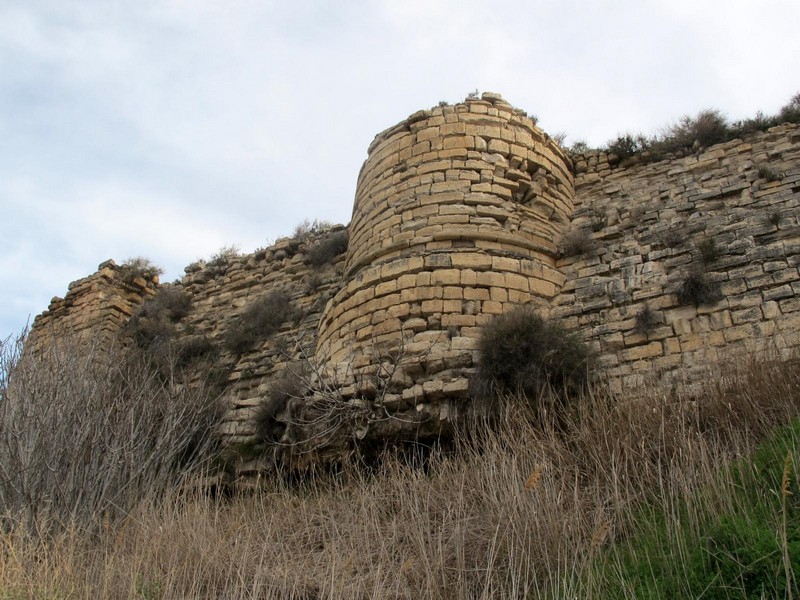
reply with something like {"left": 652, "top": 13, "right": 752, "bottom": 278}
{"left": 317, "top": 94, "right": 573, "bottom": 411}
{"left": 28, "top": 95, "right": 800, "bottom": 463}
{"left": 29, "top": 260, "right": 158, "bottom": 352}
{"left": 557, "top": 122, "right": 800, "bottom": 387}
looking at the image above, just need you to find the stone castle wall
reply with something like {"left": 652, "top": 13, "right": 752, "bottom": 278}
{"left": 558, "top": 123, "right": 800, "bottom": 387}
{"left": 28, "top": 260, "right": 158, "bottom": 352}
{"left": 29, "top": 93, "right": 800, "bottom": 457}
{"left": 317, "top": 94, "right": 573, "bottom": 406}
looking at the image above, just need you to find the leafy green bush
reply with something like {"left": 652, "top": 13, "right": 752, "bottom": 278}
{"left": 306, "top": 230, "right": 349, "bottom": 266}
{"left": 223, "top": 291, "right": 299, "bottom": 354}
{"left": 477, "top": 306, "right": 594, "bottom": 406}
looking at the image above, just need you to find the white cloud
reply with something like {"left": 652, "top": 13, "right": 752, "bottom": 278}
{"left": 2, "top": 0, "right": 800, "bottom": 338}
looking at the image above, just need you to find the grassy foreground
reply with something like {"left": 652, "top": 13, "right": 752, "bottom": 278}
{"left": 1, "top": 335, "right": 800, "bottom": 598}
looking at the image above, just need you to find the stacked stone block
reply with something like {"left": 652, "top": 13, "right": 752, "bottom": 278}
{"left": 316, "top": 93, "right": 573, "bottom": 404}
{"left": 29, "top": 260, "right": 157, "bottom": 352}
{"left": 557, "top": 122, "right": 800, "bottom": 387}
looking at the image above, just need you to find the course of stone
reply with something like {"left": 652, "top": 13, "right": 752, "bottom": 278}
{"left": 30, "top": 93, "right": 800, "bottom": 464}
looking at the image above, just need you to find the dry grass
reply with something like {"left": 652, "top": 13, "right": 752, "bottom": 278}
{"left": 2, "top": 335, "right": 800, "bottom": 598}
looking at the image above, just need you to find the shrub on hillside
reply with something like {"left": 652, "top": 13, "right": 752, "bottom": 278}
{"left": 476, "top": 306, "right": 594, "bottom": 407}
{"left": 224, "top": 290, "right": 300, "bottom": 354}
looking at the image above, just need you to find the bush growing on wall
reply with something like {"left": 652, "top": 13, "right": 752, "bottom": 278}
{"left": 306, "top": 230, "right": 349, "bottom": 267}
{"left": 224, "top": 290, "right": 300, "bottom": 354}
{"left": 678, "top": 270, "right": 723, "bottom": 306}
{"left": 477, "top": 306, "right": 594, "bottom": 409}
{"left": 126, "top": 286, "right": 191, "bottom": 349}
{"left": 118, "top": 257, "right": 163, "bottom": 284}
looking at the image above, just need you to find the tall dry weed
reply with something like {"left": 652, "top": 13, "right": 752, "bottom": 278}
{"left": 0, "top": 340, "right": 799, "bottom": 598}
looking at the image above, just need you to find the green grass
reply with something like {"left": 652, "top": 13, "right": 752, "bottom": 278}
{"left": 589, "top": 420, "right": 800, "bottom": 599}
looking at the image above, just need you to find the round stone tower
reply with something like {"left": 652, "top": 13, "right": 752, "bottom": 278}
{"left": 316, "top": 93, "right": 574, "bottom": 403}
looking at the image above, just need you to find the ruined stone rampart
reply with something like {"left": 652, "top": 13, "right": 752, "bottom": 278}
{"left": 317, "top": 94, "right": 572, "bottom": 404}
{"left": 559, "top": 123, "right": 800, "bottom": 387}
{"left": 28, "top": 261, "right": 157, "bottom": 352}
{"left": 29, "top": 93, "right": 800, "bottom": 459}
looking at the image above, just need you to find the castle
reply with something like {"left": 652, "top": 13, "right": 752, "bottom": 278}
{"left": 30, "top": 93, "right": 800, "bottom": 466}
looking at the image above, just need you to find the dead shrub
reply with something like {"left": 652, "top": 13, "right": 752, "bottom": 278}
{"left": 0, "top": 333, "right": 222, "bottom": 533}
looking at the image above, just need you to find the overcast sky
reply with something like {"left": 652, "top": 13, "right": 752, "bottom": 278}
{"left": 2, "top": 0, "right": 799, "bottom": 340}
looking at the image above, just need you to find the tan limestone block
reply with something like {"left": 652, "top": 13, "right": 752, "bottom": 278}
{"left": 476, "top": 272, "right": 505, "bottom": 287}
{"left": 416, "top": 126, "right": 440, "bottom": 142}
{"left": 491, "top": 184, "right": 513, "bottom": 200}
{"left": 620, "top": 341, "right": 663, "bottom": 362}
{"left": 529, "top": 278, "right": 556, "bottom": 297}
{"left": 421, "top": 299, "right": 444, "bottom": 314}
{"left": 431, "top": 269, "right": 461, "bottom": 286}
{"left": 442, "top": 135, "right": 475, "bottom": 150}
{"left": 487, "top": 139, "right": 509, "bottom": 154}
{"left": 508, "top": 290, "right": 532, "bottom": 304}
{"left": 490, "top": 287, "right": 508, "bottom": 302}
{"left": 482, "top": 300, "right": 504, "bottom": 314}
{"left": 451, "top": 253, "right": 493, "bottom": 270}
{"left": 387, "top": 303, "right": 411, "bottom": 319}
{"left": 375, "top": 280, "right": 397, "bottom": 296}
{"left": 464, "top": 287, "right": 490, "bottom": 301}
{"left": 443, "top": 286, "right": 463, "bottom": 300}
{"left": 442, "top": 299, "right": 462, "bottom": 313}
{"left": 505, "top": 273, "right": 530, "bottom": 293}
{"left": 460, "top": 269, "right": 478, "bottom": 286}
{"left": 442, "top": 313, "right": 476, "bottom": 327}
{"left": 397, "top": 273, "right": 418, "bottom": 290}
{"left": 438, "top": 148, "right": 469, "bottom": 160}
{"left": 412, "top": 141, "right": 431, "bottom": 156}
{"left": 374, "top": 318, "right": 402, "bottom": 336}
